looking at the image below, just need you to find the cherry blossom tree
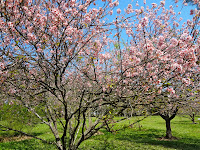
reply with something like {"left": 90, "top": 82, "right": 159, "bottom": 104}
{"left": 179, "top": 73, "right": 200, "bottom": 124}
{"left": 0, "top": 0, "right": 199, "bottom": 149}
{"left": 179, "top": 100, "right": 200, "bottom": 124}
{"left": 109, "top": 0, "right": 200, "bottom": 139}
{"left": 0, "top": 0, "right": 126, "bottom": 149}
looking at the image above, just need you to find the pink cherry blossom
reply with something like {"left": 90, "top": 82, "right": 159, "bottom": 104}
{"left": 0, "top": 0, "right": 199, "bottom": 148}
{"left": 151, "top": 3, "right": 157, "bottom": 8}
{"left": 117, "top": 8, "right": 121, "bottom": 14}
{"left": 158, "top": 90, "right": 162, "bottom": 94}
{"left": 170, "top": 38, "right": 178, "bottom": 46}
{"left": 27, "top": 33, "right": 36, "bottom": 42}
{"left": 167, "top": 88, "right": 175, "bottom": 94}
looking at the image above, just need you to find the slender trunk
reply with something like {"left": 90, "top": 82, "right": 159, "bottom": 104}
{"left": 165, "top": 119, "right": 172, "bottom": 139}
{"left": 55, "top": 140, "right": 63, "bottom": 150}
{"left": 191, "top": 114, "right": 196, "bottom": 124}
{"left": 68, "top": 146, "right": 76, "bottom": 150}
{"left": 89, "top": 112, "right": 92, "bottom": 129}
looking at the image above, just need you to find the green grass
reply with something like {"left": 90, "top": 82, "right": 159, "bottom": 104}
{"left": 1, "top": 115, "right": 200, "bottom": 150}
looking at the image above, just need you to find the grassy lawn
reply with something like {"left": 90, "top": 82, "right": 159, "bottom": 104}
{"left": 0, "top": 115, "right": 200, "bottom": 150}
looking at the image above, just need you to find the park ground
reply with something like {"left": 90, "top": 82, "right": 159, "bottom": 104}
{"left": 0, "top": 115, "right": 200, "bottom": 150}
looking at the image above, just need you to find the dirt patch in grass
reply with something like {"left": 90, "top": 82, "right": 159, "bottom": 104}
{"left": 94, "top": 131, "right": 104, "bottom": 136}
{"left": 0, "top": 135, "right": 32, "bottom": 143}
{"left": 157, "top": 136, "right": 179, "bottom": 141}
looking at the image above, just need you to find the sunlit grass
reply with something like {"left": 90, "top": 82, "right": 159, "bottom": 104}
{"left": 81, "top": 115, "right": 200, "bottom": 150}
{"left": 1, "top": 115, "right": 200, "bottom": 150}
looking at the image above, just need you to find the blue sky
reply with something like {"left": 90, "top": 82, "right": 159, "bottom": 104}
{"left": 92, "top": 0, "right": 197, "bottom": 51}
{"left": 93, "top": 0, "right": 196, "bottom": 34}
{"left": 111, "top": 0, "right": 194, "bottom": 22}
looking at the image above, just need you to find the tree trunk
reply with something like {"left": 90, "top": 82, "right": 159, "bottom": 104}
{"left": 191, "top": 114, "right": 196, "bottom": 124}
{"left": 159, "top": 107, "right": 178, "bottom": 139}
{"left": 165, "top": 119, "right": 172, "bottom": 139}
{"left": 89, "top": 112, "right": 92, "bottom": 129}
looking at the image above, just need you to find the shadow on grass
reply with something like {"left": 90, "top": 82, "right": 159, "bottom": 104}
{"left": 0, "top": 130, "right": 55, "bottom": 150}
{"left": 171, "top": 121, "right": 194, "bottom": 124}
{"left": 0, "top": 131, "right": 44, "bottom": 139}
{"left": 1, "top": 124, "right": 200, "bottom": 150}
{"left": 0, "top": 139, "right": 56, "bottom": 150}
{"left": 116, "top": 128, "right": 200, "bottom": 150}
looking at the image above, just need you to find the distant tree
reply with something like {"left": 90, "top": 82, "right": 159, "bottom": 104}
{"left": 179, "top": 74, "right": 200, "bottom": 124}
{"left": 180, "top": 102, "right": 200, "bottom": 124}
